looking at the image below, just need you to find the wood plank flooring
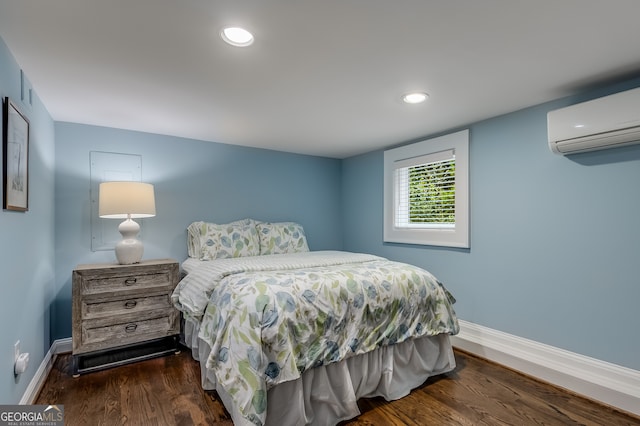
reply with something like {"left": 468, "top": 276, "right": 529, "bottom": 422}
{"left": 35, "top": 348, "right": 639, "bottom": 425}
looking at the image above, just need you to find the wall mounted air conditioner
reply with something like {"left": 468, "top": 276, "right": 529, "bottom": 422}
{"left": 547, "top": 86, "right": 640, "bottom": 155}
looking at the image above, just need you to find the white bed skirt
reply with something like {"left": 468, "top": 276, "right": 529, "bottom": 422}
{"left": 182, "top": 316, "right": 456, "bottom": 426}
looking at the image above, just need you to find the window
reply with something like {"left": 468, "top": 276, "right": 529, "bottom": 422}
{"left": 384, "top": 129, "right": 469, "bottom": 248}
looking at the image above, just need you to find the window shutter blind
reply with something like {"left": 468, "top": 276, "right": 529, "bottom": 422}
{"left": 394, "top": 149, "right": 455, "bottom": 228}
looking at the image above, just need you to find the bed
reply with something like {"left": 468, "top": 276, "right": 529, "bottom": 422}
{"left": 171, "top": 219, "right": 459, "bottom": 426}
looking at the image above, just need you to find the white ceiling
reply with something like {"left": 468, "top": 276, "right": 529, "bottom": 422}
{"left": 1, "top": 1, "right": 640, "bottom": 159}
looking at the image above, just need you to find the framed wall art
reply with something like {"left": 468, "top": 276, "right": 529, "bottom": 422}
{"left": 3, "top": 97, "right": 30, "bottom": 211}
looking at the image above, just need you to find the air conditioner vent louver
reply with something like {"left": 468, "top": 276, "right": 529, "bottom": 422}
{"left": 548, "top": 87, "right": 640, "bottom": 155}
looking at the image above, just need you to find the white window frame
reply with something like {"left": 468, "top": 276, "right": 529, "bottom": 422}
{"left": 383, "top": 129, "right": 469, "bottom": 248}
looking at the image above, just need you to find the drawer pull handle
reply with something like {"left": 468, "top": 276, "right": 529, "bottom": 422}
{"left": 124, "top": 278, "right": 137, "bottom": 286}
{"left": 125, "top": 324, "right": 138, "bottom": 333}
{"left": 124, "top": 300, "right": 137, "bottom": 309}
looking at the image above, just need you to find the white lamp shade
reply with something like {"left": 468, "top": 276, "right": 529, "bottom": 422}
{"left": 99, "top": 182, "right": 156, "bottom": 219}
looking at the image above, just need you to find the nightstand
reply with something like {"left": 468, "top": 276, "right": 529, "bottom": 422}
{"left": 71, "top": 258, "right": 180, "bottom": 376}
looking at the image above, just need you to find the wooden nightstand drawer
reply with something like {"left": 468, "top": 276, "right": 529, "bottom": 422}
{"left": 72, "top": 259, "right": 180, "bottom": 375}
{"left": 80, "top": 271, "right": 173, "bottom": 297}
{"left": 82, "top": 294, "right": 172, "bottom": 319}
{"left": 81, "top": 312, "right": 178, "bottom": 349}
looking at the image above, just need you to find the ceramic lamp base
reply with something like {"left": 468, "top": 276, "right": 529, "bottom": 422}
{"left": 115, "top": 218, "right": 144, "bottom": 264}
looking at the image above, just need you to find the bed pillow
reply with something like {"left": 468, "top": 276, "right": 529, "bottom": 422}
{"left": 187, "top": 221, "right": 205, "bottom": 258}
{"left": 257, "top": 222, "right": 309, "bottom": 255}
{"left": 187, "top": 219, "right": 259, "bottom": 260}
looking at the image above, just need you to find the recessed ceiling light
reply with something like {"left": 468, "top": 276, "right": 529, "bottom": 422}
{"left": 221, "top": 27, "right": 254, "bottom": 47}
{"left": 402, "top": 92, "right": 429, "bottom": 104}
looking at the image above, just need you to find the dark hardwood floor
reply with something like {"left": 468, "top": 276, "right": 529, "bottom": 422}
{"left": 35, "top": 348, "right": 639, "bottom": 425}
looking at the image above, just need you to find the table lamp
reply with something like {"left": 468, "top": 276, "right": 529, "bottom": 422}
{"left": 98, "top": 181, "right": 156, "bottom": 264}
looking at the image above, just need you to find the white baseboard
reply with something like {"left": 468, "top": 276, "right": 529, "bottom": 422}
{"left": 450, "top": 319, "right": 640, "bottom": 417}
{"left": 20, "top": 338, "right": 72, "bottom": 405}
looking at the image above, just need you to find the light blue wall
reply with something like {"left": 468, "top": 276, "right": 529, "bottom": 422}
{"left": 0, "top": 38, "right": 55, "bottom": 403}
{"left": 53, "top": 123, "right": 343, "bottom": 339}
{"left": 342, "top": 78, "right": 640, "bottom": 371}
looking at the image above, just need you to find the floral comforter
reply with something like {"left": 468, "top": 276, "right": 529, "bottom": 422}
{"left": 172, "top": 251, "right": 459, "bottom": 426}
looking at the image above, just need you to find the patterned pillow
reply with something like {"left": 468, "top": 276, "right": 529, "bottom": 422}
{"left": 187, "top": 219, "right": 260, "bottom": 260}
{"left": 257, "top": 222, "right": 309, "bottom": 255}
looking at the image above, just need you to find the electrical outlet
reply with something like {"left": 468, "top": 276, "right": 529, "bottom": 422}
{"left": 14, "top": 340, "right": 20, "bottom": 362}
